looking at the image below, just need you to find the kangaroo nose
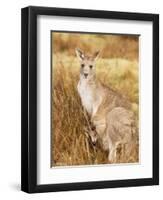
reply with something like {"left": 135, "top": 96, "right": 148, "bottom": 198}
{"left": 84, "top": 73, "right": 88, "bottom": 78}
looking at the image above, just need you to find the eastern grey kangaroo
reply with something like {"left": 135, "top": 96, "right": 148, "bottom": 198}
{"left": 76, "top": 48, "right": 138, "bottom": 163}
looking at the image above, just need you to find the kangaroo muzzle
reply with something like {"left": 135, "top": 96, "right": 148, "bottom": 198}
{"left": 84, "top": 73, "right": 88, "bottom": 78}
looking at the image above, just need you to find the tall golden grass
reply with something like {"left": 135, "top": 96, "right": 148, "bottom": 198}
{"left": 51, "top": 32, "right": 139, "bottom": 167}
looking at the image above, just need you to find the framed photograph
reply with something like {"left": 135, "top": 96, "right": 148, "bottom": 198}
{"left": 21, "top": 6, "right": 159, "bottom": 193}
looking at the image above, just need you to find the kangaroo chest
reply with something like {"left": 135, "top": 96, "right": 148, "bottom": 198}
{"left": 77, "top": 81, "right": 95, "bottom": 115}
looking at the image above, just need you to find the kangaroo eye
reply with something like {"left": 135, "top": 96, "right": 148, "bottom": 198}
{"left": 81, "top": 64, "right": 84, "bottom": 68}
{"left": 89, "top": 65, "right": 93, "bottom": 69}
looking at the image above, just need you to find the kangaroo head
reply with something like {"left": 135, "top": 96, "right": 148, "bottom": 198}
{"left": 89, "top": 129, "right": 98, "bottom": 146}
{"left": 75, "top": 48, "right": 100, "bottom": 80}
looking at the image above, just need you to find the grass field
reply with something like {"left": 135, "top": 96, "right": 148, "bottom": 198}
{"left": 51, "top": 32, "right": 139, "bottom": 167}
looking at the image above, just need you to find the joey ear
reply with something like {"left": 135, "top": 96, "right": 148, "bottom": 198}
{"left": 93, "top": 50, "right": 100, "bottom": 60}
{"left": 75, "top": 48, "right": 85, "bottom": 61}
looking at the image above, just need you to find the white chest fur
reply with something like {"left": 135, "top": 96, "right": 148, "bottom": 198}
{"left": 77, "top": 80, "right": 94, "bottom": 115}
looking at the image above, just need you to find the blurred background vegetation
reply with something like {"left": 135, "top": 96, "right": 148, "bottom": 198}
{"left": 51, "top": 32, "right": 139, "bottom": 167}
{"left": 52, "top": 32, "right": 139, "bottom": 60}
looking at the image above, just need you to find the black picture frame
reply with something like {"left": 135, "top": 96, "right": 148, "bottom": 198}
{"left": 21, "top": 6, "right": 159, "bottom": 193}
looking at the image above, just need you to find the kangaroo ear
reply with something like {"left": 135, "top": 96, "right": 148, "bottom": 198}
{"left": 93, "top": 50, "right": 100, "bottom": 60}
{"left": 75, "top": 48, "right": 85, "bottom": 61}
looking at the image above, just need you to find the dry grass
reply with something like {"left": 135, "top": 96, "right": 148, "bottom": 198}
{"left": 51, "top": 32, "right": 139, "bottom": 167}
{"left": 52, "top": 32, "right": 139, "bottom": 60}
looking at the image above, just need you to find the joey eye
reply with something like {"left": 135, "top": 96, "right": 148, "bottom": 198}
{"left": 89, "top": 65, "right": 93, "bottom": 69}
{"left": 81, "top": 64, "right": 84, "bottom": 68}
